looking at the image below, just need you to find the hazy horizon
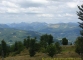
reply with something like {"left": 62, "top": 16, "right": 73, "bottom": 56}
{"left": 0, "top": 22, "right": 79, "bottom": 25}
{"left": 0, "top": 0, "right": 83, "bottom": 24}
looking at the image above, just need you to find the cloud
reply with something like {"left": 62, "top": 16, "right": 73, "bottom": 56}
{"left": 32, "top": 0, "right": 48, "bottom": 4}
{"left": 37, "top": 14, "right": 54, "bottom": 18}
{"left": 47, "top": 0, "right": 72, "bottom": 2}
{"left": 0, "top": 0, "right": 47, "bottom": 13}
{"left": 0, "top": 0, "right": 19, "bottom": 13}
{"left": 57, "top": 13, "right": 75, "bottom": 18}
{"left": 65, "top": 13, "right": 74, "bottom": 17}
{"left": 18, "top": 1, "right": 44, "bottom": 8}
{"left": 1, "top": 1, "right": 18, "bottom": 8}
{"left": 0, "top": 0, "right": 82, "bottom": 23}
{"left": 66, "top": 2, "right": 78, "bottom": 8}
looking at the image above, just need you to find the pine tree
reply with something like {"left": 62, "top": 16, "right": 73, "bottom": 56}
{"left": 40, "top": 34, "right": 48, "bottom": 48}
{"left": 62, "top": 38, "right": 68, "bottom": 45}
{"left": 23, "top": 38, "right": 27, "bottom": 47}
{"left": 46, "top": 44, "right": 56, "bottom": 57}
{"left": 14, "top": 41, "right": 18, "bottom": 52}
{"left": 0, "top": 44, "right": 2, "bottom": 56}
{"left": 55, "top": 42, "right": 61, "bottom": 53}
{"left": 40, "top": 34, "right": 54, "bottom": 48}
{"left": 17, "top": 41, "right": 24, "bottom": 54}
{"left": 1, "top": 40, "right": 8, "bottom": 57}
{"left": 13, "top": 41, "right": 24, "bottom": 54}
{"left": 29, "top": 38, "right": 36, "bottom": 57}
{"left": 48, "top": 34, "right": 53, "bottom": 45}
{"left": 26, "top": 36, "right": 30, "bottom": 49}
{"left": 75, "top": 4, "right": 83, "bottom": 60}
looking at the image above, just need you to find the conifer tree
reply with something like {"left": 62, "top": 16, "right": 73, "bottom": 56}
{"left": 75, "top": 4, "right": 83, "bottom": 60}
{"left": 29, "top": 38, "right": 36, "bottom": 57}
{"left": 62, "top": 38, "right": 68, "bottom": 45}
{"left": 40, "top": 34, "right": 53, "bottom": 48}
{"left": 1, "top": 40, "right": 8, "bottom": 57}
{"left": 46, "top": 44, "right": 56, "bottom": 57}
{"left": 26, "top": 36, "right": 30, "bottom": 49}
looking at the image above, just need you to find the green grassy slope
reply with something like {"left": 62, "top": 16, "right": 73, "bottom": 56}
{"left": 0, "top": 28, "right": 40, "bottom": 44}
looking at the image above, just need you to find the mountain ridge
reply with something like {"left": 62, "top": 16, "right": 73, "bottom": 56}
{"left": 0, "top": 22, "right": 81, "bottom": 43}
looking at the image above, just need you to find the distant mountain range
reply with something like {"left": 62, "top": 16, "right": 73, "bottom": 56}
{"left": 0, "top": 22, "right": 81, "bottom": 44}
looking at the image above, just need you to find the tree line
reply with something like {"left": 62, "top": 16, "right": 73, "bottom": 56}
{"left": 0, "top": 34, "right": 70, "bottom": 58}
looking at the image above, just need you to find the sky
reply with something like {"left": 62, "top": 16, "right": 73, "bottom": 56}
{"left": 0, "top": 0, "right": 83, "bottom": 24}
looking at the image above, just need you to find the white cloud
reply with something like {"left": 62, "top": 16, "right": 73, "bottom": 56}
{"left": 57, "top": 13, "right": 74, "bottom": 18}
{"left": 37, "top": 14, "right": 54, "bottom": 18}
{"left": 32, "top": 0, "right": 49, "bottom": 4}
{"left": 1, "top": 1, "right": 18, "bottom": 8}
{"left": 67, "top": 2, "right": 77, "bottom": 8}
{"left": 7, "top": 8, "right": 19, "bottom": 13}
{"left": 27, "top": 7, "right": 44, "bottom": 13}
{"left": 65, "top": 13, "right": 74, "bottom": 17}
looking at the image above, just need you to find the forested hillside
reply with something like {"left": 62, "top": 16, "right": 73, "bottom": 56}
{"left": 0, "top": 28, "right": 40, "bottom": 44}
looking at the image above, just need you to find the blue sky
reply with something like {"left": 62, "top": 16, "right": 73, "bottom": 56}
{"left": 0, "top": 0, "right": 83, "bottom": 24}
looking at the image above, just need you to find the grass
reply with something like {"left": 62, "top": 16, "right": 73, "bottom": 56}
{"left": 0, "top": 45, "right": 81, "bottom": 60}
{"left": 42, "top": 58, "right": 81, "bottom": 60}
